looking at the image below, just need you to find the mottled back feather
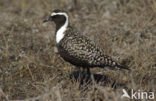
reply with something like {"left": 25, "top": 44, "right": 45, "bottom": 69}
{"left": 57, "top": 26, "right": 129, "bottom": 70}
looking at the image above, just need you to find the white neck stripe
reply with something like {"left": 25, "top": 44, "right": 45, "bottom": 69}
{"left": 51, "top": 12, "right": 69, "bottom": 43}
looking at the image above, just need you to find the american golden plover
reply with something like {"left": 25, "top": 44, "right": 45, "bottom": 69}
{"left": 43, "top": 9, "right": 130, "bottom": 75}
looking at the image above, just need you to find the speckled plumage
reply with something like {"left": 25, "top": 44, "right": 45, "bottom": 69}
{"left": 44, "top": 9, "right": 130, "bottom": 71}
{"left": 57, "top": 26, "right": 124, "bottom": 70}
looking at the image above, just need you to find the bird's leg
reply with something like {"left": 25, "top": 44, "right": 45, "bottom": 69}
{"left": 87, "top": 68, "right": 95, "bottom": 84}
{"left": 79, "top": 67, "right": 85, "bottom": 86}
{"left": 87, "top": 67, "right": 91, "bottom": 76}
{"left": 86, "top": 67, "right": 91, "bottom": 82}
{"left": 78, "top": 67, "right": 83, "bottom": 81}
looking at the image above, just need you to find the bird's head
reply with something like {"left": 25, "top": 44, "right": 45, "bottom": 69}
{"left": 43, "top": 9, "right": 69, "bottom": 26}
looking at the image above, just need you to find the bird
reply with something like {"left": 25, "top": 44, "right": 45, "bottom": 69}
{"left": 43, "top": 9, "right": 130, "bottom": 75}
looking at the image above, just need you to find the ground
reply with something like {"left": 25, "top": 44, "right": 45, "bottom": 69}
{"left": 0, "top": 0, "right": 156, "bottom": 101}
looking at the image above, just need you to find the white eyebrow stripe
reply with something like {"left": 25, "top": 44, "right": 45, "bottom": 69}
{"left": 51, "top": 12, "right": 68, "bottom": 18}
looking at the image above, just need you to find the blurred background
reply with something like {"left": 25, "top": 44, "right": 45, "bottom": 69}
{"left": 0, "top": 0, "right": 156, "bottom": 100}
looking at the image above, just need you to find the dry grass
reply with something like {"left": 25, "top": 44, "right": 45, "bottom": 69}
{"left": 0, "top": 0, "right": 156, "bottom": 101}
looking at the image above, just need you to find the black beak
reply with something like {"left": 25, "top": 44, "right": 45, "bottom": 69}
{"left": 43, "top": 16, "right": 52, "bottom": 23}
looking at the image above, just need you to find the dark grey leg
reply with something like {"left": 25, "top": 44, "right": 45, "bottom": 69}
{"left": 87, "top": 67, "right": 91, "bottom": 75}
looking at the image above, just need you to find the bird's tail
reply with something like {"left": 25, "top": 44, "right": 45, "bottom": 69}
{"left": 115, "top": 63, "right": 130, "bottom": 70}
{"left": 103, "top": 63, "right": 130, "bottom": 70}
{"left": 100, "top": 55, "right": 130, "bottom": 70}
{"left": 101, "top": 56, "right": 130, "bottom": 70}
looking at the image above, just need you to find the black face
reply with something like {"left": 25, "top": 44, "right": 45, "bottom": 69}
{"left": 50, "top": 15, "right": 66, "bottom": 24}
{"left": 43, "top": 9, "right": 67, "bottom": 30}
{"left": 43, "top": 9, "right": 66, "bottom": 23}
{"left": 43, "top": 15, "right": 66, "bottom": 25}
